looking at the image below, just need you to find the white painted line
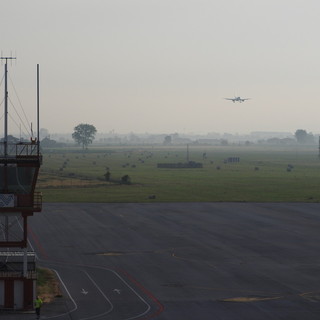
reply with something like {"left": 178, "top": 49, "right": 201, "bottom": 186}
{"left": 95, "top": 266, "right": 152, "bottom": 320}
{"left": 44, "top": 268, "right": 78, "bottom": 319}
{"left": 79, "top": 270, "right": 114, "bottom": 320}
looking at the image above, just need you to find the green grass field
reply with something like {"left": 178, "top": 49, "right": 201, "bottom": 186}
{"left": 37, "top": 145, "right": 320, "bottom": 202}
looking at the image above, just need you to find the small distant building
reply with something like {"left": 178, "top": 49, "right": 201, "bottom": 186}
{"left": 157, "top": 161, "right": 203, "bottom": 168}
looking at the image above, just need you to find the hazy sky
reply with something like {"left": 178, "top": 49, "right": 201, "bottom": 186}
{"left": 1, "top": 0, "right": 320, "bottom": 136}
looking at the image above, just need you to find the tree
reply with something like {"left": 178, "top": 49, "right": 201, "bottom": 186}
{"left": 104, "top": 171, "right": 111, "bottom": 181}
{"left": 41, "top": 137, "right": 66, "bottom": 148}
{"left": 294, "top": 129, "right": 314, "bottom": 144}
{"left": 163, "top": 135, "right": 172, "bottom": 145}
{"left": 0, "top": 135, "right": 22, "bottom": 143}
{"left": 121, "top": 174, "right": 131, "bottom": 184}
{"left": 41, "top": 137, "right": 57, "bottom": 148}
{"left": 72, "top": 123, "right": 97, "bottom": 149}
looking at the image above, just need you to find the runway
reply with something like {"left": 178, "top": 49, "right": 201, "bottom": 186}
{"left": 21, "top": 203, "right": 320, "bottom": 319}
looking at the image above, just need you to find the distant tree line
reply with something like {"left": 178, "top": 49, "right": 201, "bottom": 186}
{"left": 35, "top": 126, "right": 320, "bottom": 149}
{"left": 41, "top": 137, "right": 66, "bottom": 148}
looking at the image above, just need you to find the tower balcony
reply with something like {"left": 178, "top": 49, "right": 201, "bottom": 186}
{"left": 0, "top": 140, "right": 41, "bottom": 159}
{"left": 0, "top": 251, "right": 37, "bottom": 280}
{"left": 0, "top": 141, "right": 42, "bottom": 214}
{"left": 0, "top": 192, "right": 42, "bottom": 213}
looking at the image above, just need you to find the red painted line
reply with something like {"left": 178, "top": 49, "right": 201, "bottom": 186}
{"left": 117, "top": 268, "right": 165, "bottom": 319}
{"left": 28, "top": 226, "right": 49, "bottom": 259}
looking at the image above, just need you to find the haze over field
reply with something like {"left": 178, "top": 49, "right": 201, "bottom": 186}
{"left": 1, "top": 0, "right": 320, "bottom": 137}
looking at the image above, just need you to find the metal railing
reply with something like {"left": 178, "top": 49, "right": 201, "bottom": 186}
{"left": 0, "top": 271, "right": 37, "bottom": 279}
{"left": 0, "top": 251, "right": 37, "bottom": 279}
{"left": 0, "top": 141, "right": 40, "bottom": 158}
{"left": 33, "top": 192, "right": 42, "bottom": 211}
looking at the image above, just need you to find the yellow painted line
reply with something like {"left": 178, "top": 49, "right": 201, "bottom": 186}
{"left": 220, "top": 296, "right": 283, "bottom": 302}
{"left": 219, "top": 291, "right": 320, "bottom": 303}
{"left": 186, "top": 286, "right": 280, "bottom": 296}
{"left": 98, "top": 252, "right": 124, "bottom": 256}
{"left": 97, "top": 249, "right": 172, "bottom": 256}
{"left": 300, "top": 291, "right": 319, "bottom": 297}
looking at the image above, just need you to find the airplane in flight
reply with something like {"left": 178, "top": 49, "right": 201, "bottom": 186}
{"left": 224, "top": 96, "right": 251, "bottom": 103}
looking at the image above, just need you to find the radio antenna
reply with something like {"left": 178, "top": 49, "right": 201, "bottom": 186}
{"left": 0, "top": 55, "right": 17, "bottom": 156}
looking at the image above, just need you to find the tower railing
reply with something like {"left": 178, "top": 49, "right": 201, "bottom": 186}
{"left": 33, "top": 192, "right": 42, "bottom": 211}
{"left": 0, "top": 141, "right": 40, "bottom": 158}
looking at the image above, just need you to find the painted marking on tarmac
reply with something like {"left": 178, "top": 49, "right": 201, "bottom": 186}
{"left": 220, "top": 291, "right": 320, "bottom": 303}
{"left": 185, "top": 285, "right": 281, "bottom": 295}
{"left": 82, "top": 270, "right": 114, "bottom": 320}
{"left": 113, "top": 288, "right": 121, "bottom": 294}
{"left": 99, "top": 252, "right": 125, "bottom": 256}
{"left": 116, "top": 268, "right": 164, "bottom": 319}
{"left": 220, "top": 296, "right": 283, "bottom": 302}
{"left": 28, "top": 225, "right": 163, "bottom": 319}
{"left": 45, "top": 268, "right": 78, "bottom": 319}
{"left": 81, "top": 288, "right": 88, "bottom": 295}
{"left": 97, "top": 249, "right": 172, "bottom": 256}
{"left": 299, "top": 291, "right": 320, "bottom": 302}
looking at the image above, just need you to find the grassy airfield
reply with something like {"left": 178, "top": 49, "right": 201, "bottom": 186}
{"left": 38, "top": 145, "right": 320, "bottom": 203}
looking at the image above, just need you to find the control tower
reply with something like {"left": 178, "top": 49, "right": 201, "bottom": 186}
{"left": 0, "top": 59, "right": 42, "bottom": 310}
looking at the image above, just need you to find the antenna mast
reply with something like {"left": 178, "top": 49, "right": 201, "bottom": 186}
{"left": 37, "top": 64, "right": 40, "bottom": 155}
{"left": 1, "top": 56, "right": 16, "bottom": 156}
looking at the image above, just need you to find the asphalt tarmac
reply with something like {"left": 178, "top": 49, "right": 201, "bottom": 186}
{"left": 8, "top": 202, "right": 320, "bottom": 319}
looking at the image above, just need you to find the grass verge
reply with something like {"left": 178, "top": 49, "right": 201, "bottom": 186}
{"left": 38, "top": 145, "right": 320, "bottom": 202}
{"left": 37, "top": 267, "right": 62, "bottom": 303}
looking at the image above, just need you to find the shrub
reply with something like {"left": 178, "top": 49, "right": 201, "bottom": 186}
{"left": 121, "top": 175, "right": 131, "bottom": 185}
